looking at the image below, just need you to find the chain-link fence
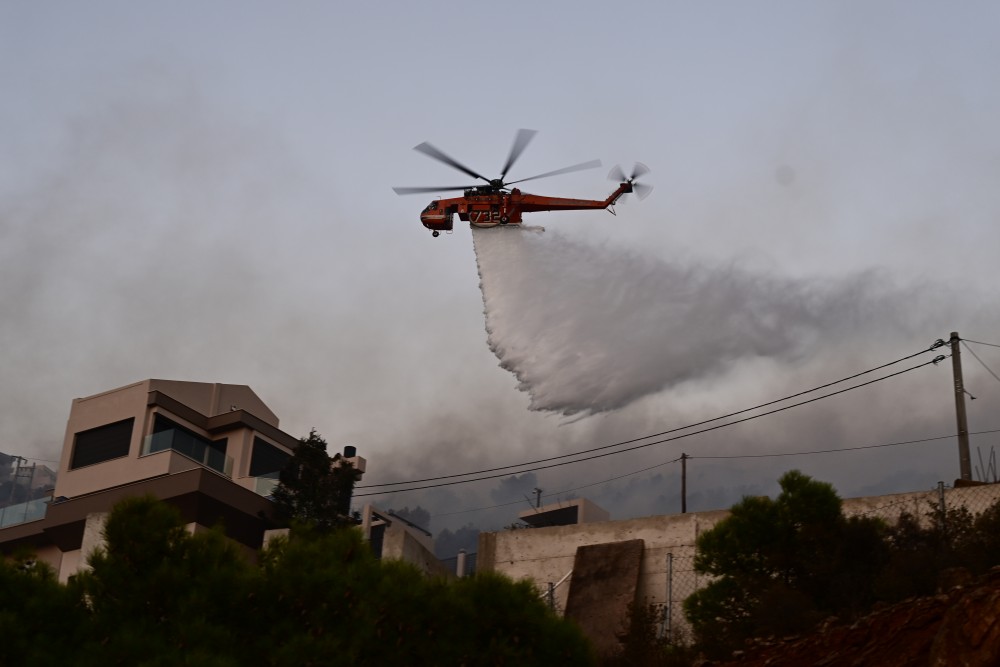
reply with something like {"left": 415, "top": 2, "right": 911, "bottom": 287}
{"left": 847, "top": 481, "right": 1000, "bottom": 527}
{"left": 651, "top": 550, "right": 698, "bottom": 643}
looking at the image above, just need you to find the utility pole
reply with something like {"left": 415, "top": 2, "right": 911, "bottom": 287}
{"left": 681, "top": 453, "right": 688, "bottom": 514}
{"left": 950, "top": 332, "right": 972, "bottom": 481}
{"left": 7, "top": 456, "right": 24, "bottom": 506}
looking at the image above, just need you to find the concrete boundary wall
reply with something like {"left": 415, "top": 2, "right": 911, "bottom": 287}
{"left": 479, "top": 508, "right": 729, "bottom": 619}
{"left": 478, "top": 483, "right": 1000, "bottom": 637}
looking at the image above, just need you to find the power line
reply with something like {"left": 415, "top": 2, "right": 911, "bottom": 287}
{"left": 431, "top": 428, "right": 1000, "bottom": 520}
{"left": 962, "top": 340, "right": 1000, "bottom": 386}
{"left": 964, "top": 338, "right": 1000, "bottom": 349}
{"left": 359, "top": 342, "right": 945, "bottom": 490}
{"left": 690, "top": 429, "right": 1000, "bottom": 460}
{"left": 355, "top": 357, "right": 942, "bottom": 498}
{"left": 431, "top": 496, "right": 537, "bottom": 519}
{"left": 558, "top": 456, "right": 683, "bottom": 494}
{"left": 1, "top": 456, "right": 59, "bottom": 465}
{"left": 433, "top": 456, "right": 685, "bottom": 519}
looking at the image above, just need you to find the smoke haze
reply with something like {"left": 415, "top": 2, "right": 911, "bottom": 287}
{"left": 5, "top": 3, "right": 1000, "bottom": 543}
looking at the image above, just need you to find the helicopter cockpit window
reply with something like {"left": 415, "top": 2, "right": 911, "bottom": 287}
{"left": 423, "top": 201, "right": 439, "bottom": 212}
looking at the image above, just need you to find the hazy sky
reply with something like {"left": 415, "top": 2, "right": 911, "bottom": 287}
{"left": 3, "top": 2, "right": 1000, "bottom": 535}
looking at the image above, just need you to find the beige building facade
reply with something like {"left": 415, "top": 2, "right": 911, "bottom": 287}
{"left": 0, "top": 380, "right": 316, "bottom": 581}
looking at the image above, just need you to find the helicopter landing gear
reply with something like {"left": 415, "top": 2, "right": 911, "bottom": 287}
{"left": 432, "top": 230, "right": 440, "bottom": 237}
{"left": 500, "top": 215, "right": 509, "bottom": 225}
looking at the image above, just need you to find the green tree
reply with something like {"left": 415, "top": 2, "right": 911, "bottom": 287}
{"left": 877, "top": 497, "right": 1000, "bottom": 601}
{"left": 71, "top": 496, "right": 256, "bottom": 666}
{"left": 684, "top": 471, "right": 887, "bottom": 658}
{"left": 0, "top": 552, "right": 85, "bottom": 667}
{"left": 271, "top": 429, "right": 360, "bottom": 532}
{"left": 0, "top": 490, "right": 593, "bottom": 666}
{"left": 254, "top": 525, "right": 596, "bottom": 666}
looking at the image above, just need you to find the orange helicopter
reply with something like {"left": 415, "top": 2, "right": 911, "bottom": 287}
{"left": 393, "top": 129, "right": 652, "bottom": 237}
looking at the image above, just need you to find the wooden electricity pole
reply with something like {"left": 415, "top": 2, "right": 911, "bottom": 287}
{"left": 681, "top": 453, "right": 688, "bottom": 513}
{"left": 950, "top": 332, "right": 972, "bottom": 481}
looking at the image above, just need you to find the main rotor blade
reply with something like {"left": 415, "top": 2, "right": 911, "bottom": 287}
{"left": 392, "top": 185, "right": 472, "bottom": 195}
{"left": 413, "top": 142, "right": 490, "bottom": 183}
{"left": 508, "top": 159, "right": 603, "bottom": 185}
{"left": 500, "top": 129, "right": 537, "bottom": 179}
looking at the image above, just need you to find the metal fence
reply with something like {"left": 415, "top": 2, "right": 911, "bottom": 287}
{"left": 849, "top": 481, "right": 1000, "bottom": 527}
{"left": 654, "top": 550, "right": 699, "bottom": 643}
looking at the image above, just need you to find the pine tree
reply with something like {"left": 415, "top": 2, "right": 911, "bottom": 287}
{"left": 271, "top": 429, "right": 360, "bottom": 531}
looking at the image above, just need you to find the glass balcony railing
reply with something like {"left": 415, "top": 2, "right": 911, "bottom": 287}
{"left": 142, "top": 429, "right": 233, "bottom": 477}
{"left": 253, "top": 473, "right": 280, "bottom": 497}
{"left": 0, "top": 497, "right": 49, "bottom": 528}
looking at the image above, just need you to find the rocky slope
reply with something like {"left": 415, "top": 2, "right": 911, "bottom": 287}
{"left": 716, "top": 567, "right": 1000, "bottom": 667}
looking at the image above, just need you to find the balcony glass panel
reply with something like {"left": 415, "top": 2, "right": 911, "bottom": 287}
{"left": 253, "top": 472, "right": 280, "bottom": 497}
{"left": 0, "top": 497, "right": 49, "bottom": 528}
{"left": 142, "top": 429, "right": 233, "bottom": 477}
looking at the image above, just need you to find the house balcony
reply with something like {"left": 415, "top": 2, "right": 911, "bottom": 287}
{"left": 142, "top": 429, "right": 233, "bottom": 477}
{"left": 0, "top": 497, "right": 49, "bottom": 528}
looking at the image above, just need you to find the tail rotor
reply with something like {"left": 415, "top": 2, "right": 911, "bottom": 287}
{"left": 609, "top": 162, "right": 653, "bottom": 201}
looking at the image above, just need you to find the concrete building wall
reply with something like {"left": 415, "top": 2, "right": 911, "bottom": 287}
{"left": 57, "top": 549, "right": 81, "bottom": 583}
{"left": 519, "top": 497, "right": 611, "bottom": 528}
{"left": 54, "top": 380, "right": 294, "bottom": 499}
{"left": 231, "top": 428, "right": 260, "bottom": 483}
{"left": 55, "top": 381, "right": 150, "bottom": 498}
{"left": 577, "top": 498, "right": 611, "bottom": 524}
{"left": 360, "top": 504, "right": 447, "bottom": 577}
{"left": 32, "top": 543, "right": 63, "bottom": 576}
{"left": 480, "top": 509, "right": 727, "bottom": 616}
{"left": 381, "top": 523, "right": 449, "bottom": 577}
{"left": 841, "top": 483, "right": 1000, "bottom": 524}
{"left": 479, "top": 483, "right": 1000, "bottom": 637}
{"left": 148, "top": 380, "right": 279, "bottom": 427}
{"left": 0, "top": 379, "right": 314, "bottom": 584}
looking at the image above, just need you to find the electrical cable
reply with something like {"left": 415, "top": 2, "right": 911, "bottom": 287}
{"left": 355, "top": 357, "right": 942, "bottom": 498}
{"left": 962, "top": 340, "right": 1000, "bottom": 386}
{"left": 689, "top": 428, "right": 1000, "bottom": 459}
{"left": 432, "top": 456, "right": 684, "bottom": 518}
{"left": 431, "top": 428, "right": 1000, "bottom": 520}
{"left": 359, "top": 342, "right": 945, "bottom": 490}
{"left": 964, "top": 339, "right": 1000, "bottom": 349}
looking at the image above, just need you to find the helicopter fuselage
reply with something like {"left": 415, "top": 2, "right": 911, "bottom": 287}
{"left": 420, "top": 182, "right": 633, "bottom": 235}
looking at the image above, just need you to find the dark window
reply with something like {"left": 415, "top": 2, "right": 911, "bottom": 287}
{"left": 369, "top": 522, "right": 385, "bottom": 559}
{"left": 250, "top": 437, "right": 291, "bottom": 477}
{"left": 152, "top": 415, "right": 227, "bottom": 454}
{"left": 146, "top": 414, "right": 230, "bottom": 475}
{"left": 71, "top": 418, "right": 134, "bottom": 469}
